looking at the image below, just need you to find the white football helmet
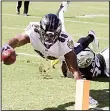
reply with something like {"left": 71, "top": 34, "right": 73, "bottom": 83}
{"left": 77, "top": 47, "right": 95, "bottom": 68}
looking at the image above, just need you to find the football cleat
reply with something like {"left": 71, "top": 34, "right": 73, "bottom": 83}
{"left": 89, "top": 96, "right": 98, "bottom": 105}
{"left": 16, "top": 8, "right": 20, "bottom": 14}
{"left": 23, "top": 13, "right": 28, "bottom": 16}
{"left": 59, "top": 1, "right": 70, "bottom": 12}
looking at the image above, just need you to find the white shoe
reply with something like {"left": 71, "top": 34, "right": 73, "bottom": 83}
{"left": 89, "top": 96, "right": 98, "bottom": 105}
{"left": 60, "top": 1, "right": 70, "bottom": 12}
{"left": 88, "top": 30, "right": 99, "bottom": 53}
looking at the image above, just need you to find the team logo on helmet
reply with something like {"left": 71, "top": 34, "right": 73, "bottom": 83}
{"left": 77, "top": 48, "right": 95, "bottom": 68}
{"left": 67, "top": 40, "right": 74, "bottom": 49}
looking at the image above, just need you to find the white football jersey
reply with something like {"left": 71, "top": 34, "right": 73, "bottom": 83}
{"left": 25, "top": 22, "right": 74, "bottom": 60}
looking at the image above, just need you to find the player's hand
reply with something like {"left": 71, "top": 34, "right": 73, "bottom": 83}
{"left": 1, "top": 44, "right": 16, "bottom": 65}
{"left": 2, "top": 44, "right": 13, "bottom": 52}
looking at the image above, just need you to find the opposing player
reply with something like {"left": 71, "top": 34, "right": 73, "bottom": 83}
{"left": 62, "top": 46, "right": 109, "bottom": 79}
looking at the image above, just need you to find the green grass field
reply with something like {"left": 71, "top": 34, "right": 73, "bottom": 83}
{"left": 2, "top": 2, "right": 109, "bottom": 110}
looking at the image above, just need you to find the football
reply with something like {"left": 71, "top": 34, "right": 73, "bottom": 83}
{"left": 2, "top": 49, "right": 16, "bottom": 65}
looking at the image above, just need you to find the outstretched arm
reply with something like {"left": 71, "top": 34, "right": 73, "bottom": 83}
{"left": 6, "top": 32, "right": 30, "bottom": 49}
{"left": 64, "top": 51, "right": 83, "bottom": 80}
{"left": 2, "top": 32, "right": 30, "bottom": 64}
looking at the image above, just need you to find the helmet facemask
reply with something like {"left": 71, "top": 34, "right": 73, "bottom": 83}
{"left": 40, "top": 14, "right": 62, "bottom": 49}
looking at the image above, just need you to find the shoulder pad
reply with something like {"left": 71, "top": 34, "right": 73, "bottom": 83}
{"left": 25, "top": 22, "right": 40, "bottom": 33}
{"left": 29, "top": 22, "right": 40, "bottom": 29}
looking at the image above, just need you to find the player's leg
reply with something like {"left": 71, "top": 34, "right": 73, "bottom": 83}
{"left": 74, "top": 30, "right": 99, "bottom": 54}
{"left": 16, "top": 1, "right": 22, "bottom": 14}
{"left": 24, "top": 1, "right": 30, "bottom": 15}
{"left": 100, "top": 47, "right": 109, "bottom": 77}
{"left": 51, "top": 1, "right": 70, "bottom": 68}
{"left": 56, "top": 1, "right": 70, "bottom": 32}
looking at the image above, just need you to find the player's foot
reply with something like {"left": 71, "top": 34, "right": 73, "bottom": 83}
{"left": 23, "top": 13, "right": 28, "bottom": 16}
{"left": 59, "top": 1, "right": 70, "bottom": 12}
{"left": 88, "top": 30, "right": 99, "bottom": 53}
{"left": 16, "top": 8, "right": 20, "bottom": 14}
{"left": 89, "top": 96, "right": 98, "bottom": 105}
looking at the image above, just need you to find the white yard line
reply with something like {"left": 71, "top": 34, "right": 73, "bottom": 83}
{"left": 17, "top": 52, "right": 40, "bottom": 57}
{"left": 76, "top": 14, "right": 109, "bottom": 18}
{"left": 2, "top": 26, "right": 24, "bottom": 30}
{"left": 2, "top": 14, "right": 108, "bottom": 26}
{"left": 65, "top": 19, "right": 108, "bottom": 26}
{"left": 90, "top": 7, "right": 108, "bottom": 10}
{"left": 2, "top": 14, "right": 42, "bottom": 19}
